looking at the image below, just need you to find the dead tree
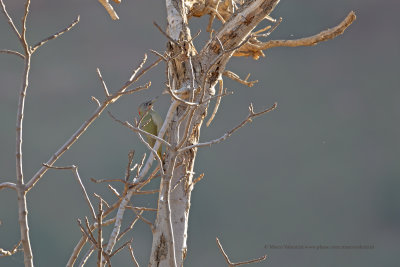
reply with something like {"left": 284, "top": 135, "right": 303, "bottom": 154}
{"left": 0, "top": 0, "right": 355, "bottom": 266}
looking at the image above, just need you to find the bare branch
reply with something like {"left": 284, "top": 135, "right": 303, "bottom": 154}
{"left": 31, "top": 16, "right": 80, "bottom": 53}
{"left": 67, "top": 218, "right": 116, "bottom": 266}
{"left": 26, "top": 54, "right": 156, "bottom": 192}
{"left": 91, "top": 177, "right": 126, "bottom": 184}
{"left": 43, "top": 164, "right": 96, "bottom": 219}
{"left": 0, "top": 241, "right": 22, "bottom": 258}
{"left": 96, "top": 197, "right": 104, "bottom": 266}
{"left": 21, "top": 0, "right": 31, "bottom": 48}
{"left": 129, "top": 53, "right": 147, "bottom": 82}
{"left": 192, "top": 173, "right": 204, "bottom": 186}
{"left": 0, "top": 181, "right": 17, "bottom": 191}
{"left": 109, "top": 238, "right": 132, "bottom": 258}
{"left": 179, "top": 102, "right": 277, "bottom": 152}
{"left": 97, "top": 68, "right": 110, "bottom": 97}
{"left": 132, "top": 208, "right": 154, "bottom": 232}
{"left": 113, "top": 82, "right": 151, "bottom": 97}
{"left": 206, "top": 78, "right": 224, "bottom": 127}
{"left": 125, "top": 150, "right": 135, "bottom": 181}
{"left": 0, "top": 0, "right": 22, "bottom": 40}
{"left": 98, "top": 0, "right": 119, "bottom": 20}
{"left": 117, "top": 210, "right": 143, "bottom": 241}
{"left": 128, "top": 244, "right": 140, "bottom": 267}
{"left": 78, "top": 245, "right": 94, "bottom": 267}
{"left": 260, "top": 11, "right": 356, "bottom": 50}
{"left": 153, "top": 21, "right": 179, "bottom": 46}
{"left": 108, "top": 184, "right": 121, "bottom": 197}
{"left": 128, "top": 206, "right": 158, "bottom": 212}
{"left": 216, "top": 237, "right": 267, "bottom": 266}
{"left": 94, "top": 193, "right": 111, "bottom": 209}
{"left": 77, "top": 219, "right": 97, "bottom": 246}
{"left": 223, "top": 71, "right": 258, "bottom": 87}
{"left": 166, "top": 83, "right": 199, "bottom": 106}
{"left": 133, "top": 189, "right": 159, "bottom": 195}
{"left": 253, "top": 16, "right": 282, "bottom": 38}
{"left": 0, "top": 49, "right": 25, "bottom": 59}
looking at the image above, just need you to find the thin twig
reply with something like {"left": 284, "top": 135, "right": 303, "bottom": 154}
{"left": 97, "top": 68, "right": 110, "bottom": 97}
{"left": 98, "top": 0, "right": 119, "bottom": 20}
{"left": 0, "top": 0, "right": 22, "bottom": 40}
{"left": 125, "top": 150, "right": 135, "bottom": 181}
{"left": 43, "top": 164, "right": 96, "bottom": 219}
{"left": 254, "top": 17, "right": 282, "bottom": 38}
{"left": 223, "top": 70, "right": 258, "bottom": 87}
{"left": 153, "top": 21, "right": 179, "bottom": 45}
{"left": 216, "top": 237, "right": 267, "bottom": 266}
{"left": 91, "top": 96, "right": 101, "bottom": 106}
{"left": 179, "top": 102, "right": 277, "bottom": 152}
{"left": 26, "top": 54, "right": 157, "bottom": 192}
{"left": 78, "top": 245, "right": 94, "bottom": 267}
{"left": 0, "top": 182, "right": 17, "bottom": 191}
{"left": 67, "top": 218, "right": 116, "bottom": 266}
{"left": 108, "top": 184, "right": 121, "bottom": 197}
{"left": 167, "top": 84, "right": 199, "bottom": 106}
{"left": 96, "top": 196, "right": 104, "bottom": 266}
{"left": 112, "top": 82, "right": 151, "bottom": 97}
{"left": 133, "top": 189, "right": 159, "bottom": 195}
{"left": 0, "top": 49, "right": 25, "bottom": 59}
{"left": 31, "top": 16, "right": 80, "bottom": 52}
{"left": 128, "top": 244, "right": 140, "bottom": 267}
{"left": 260, "top": 11, "right": 356, "bottom": 50}
{"left": 109, "top": 238, "right": 132, "bottom": 258}
{"left": 91, "top": 177, "right": 126, "bottom": 184}
{"left": 132, "top": 207, "right": 154, "bottom": 232}
{"left": 206, "top": 78, "right": 224, "bottom": 127}
{"left": 117, "top": 211, "right": 143, "bottom": 241}
{"left": 0, "top": 241, "right": 22, "bottom": 258}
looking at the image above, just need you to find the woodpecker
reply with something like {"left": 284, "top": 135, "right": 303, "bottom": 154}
{"left": 138, "top": 97, "right": 163, "bottom": 158}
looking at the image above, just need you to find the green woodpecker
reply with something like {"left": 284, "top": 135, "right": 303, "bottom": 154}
{"left": 138, "top": 98, "right": 163, "bottom": 158}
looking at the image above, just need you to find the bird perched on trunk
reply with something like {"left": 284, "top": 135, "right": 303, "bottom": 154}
{"left": 138, "top": 97, "right": 163, "bottom": 158}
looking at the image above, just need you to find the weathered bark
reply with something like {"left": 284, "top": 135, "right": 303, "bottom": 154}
{"left": 149, "top": 1, "right": 281, "bottom": 266}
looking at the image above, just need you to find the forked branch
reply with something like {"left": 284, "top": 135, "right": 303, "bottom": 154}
{"left": 179, "top": 102, "right": 277, "bottom": 152}
{"left": 216, "top": 237, "right": 267, "bottom": 267}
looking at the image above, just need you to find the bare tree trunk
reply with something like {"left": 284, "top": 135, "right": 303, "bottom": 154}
{"left": 1, "top": 0, "right": 355, "bottom": 266}
{"left": 149, "top": 1, "right": 283, "bottom": 266}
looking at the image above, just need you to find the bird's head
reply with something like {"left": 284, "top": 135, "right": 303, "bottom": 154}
{"left": 138, "top": 97, "right": 158, "bottom": 117}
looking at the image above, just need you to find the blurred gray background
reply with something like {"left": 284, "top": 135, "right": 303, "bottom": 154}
{"left": 1, "top": 0, "right": 399, "bottom": 266}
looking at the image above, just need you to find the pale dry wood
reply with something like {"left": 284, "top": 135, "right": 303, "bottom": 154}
{"left": 0, "top": 49, "right": 25, "bottom": 59}
{"left": 260, "top": 11, "right": 356, "bottom": 50}
{"left": 0, "top": 241, "right": 22, "bottom": 258}
{"left": 223, "top": 71, "right": 258, "bottom": 87}
{"left": 26, "top": 54, "right": 160, "bottom": 192}
{"left": 179, "top": 102, "right": 277, "bottom": 152}
{"left": 78, "top": 246, "right": 94, "bottom": 267}
{"left": 0, "top": 181, "right": 17, "bottom": 191}
{"left": 216, "top": 237, "right": 267, "bottom": 266}
{"left": 97, "top": 68, "right": 110, "bottom": 97}
{"left": 98, "top": 0, "right": 119, "bottom": 20}
{"left": 206, "top": 78, "right": 224, "bottom": 127}
{"left": 128, "top": 244, "right": 140, "bottom": 267}
{"left": 67, "top": 218, "right": 116, "bottom": 266}
{"left": 0, "top": 0, "right": 22, "bottom": 40}
{"left": 31, "top": 16, "right": 80, "bottom": 53}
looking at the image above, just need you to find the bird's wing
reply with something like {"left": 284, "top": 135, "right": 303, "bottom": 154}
{"left": 151, "top": 111, "right": 163, "bottom": 135}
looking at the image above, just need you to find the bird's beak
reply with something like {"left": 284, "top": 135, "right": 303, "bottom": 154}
{"left": 149, "top": 96, "right": 159, "bottom": 105}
